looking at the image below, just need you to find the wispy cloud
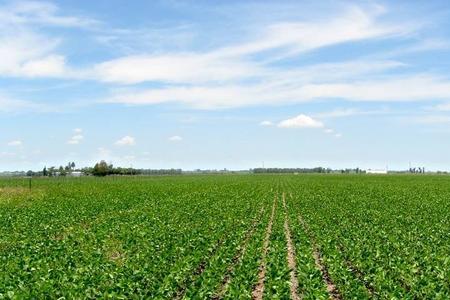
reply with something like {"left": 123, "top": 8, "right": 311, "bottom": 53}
{"left": 413, "top": 115, "right": 450, "bottom": 124}
{"left": 0, "top": 1, "right": 99, "bottom": 79}
{"left": 259, "top": 120, "right": 273, "bottom": 126}
{"left": 0, "top": 1, "right": 99, "bottom": 28}
{"left": 168, "top": 135, "right": 183, "bottom": 142}
{"left": 7, "top": 140, "right": 22, "bottom": 146}
{"left": 105, "top": 74, "right": 450, "bottom": 110}
{"left": 94, "top": 53, "right": 262, "bottom": 85}
{"left": 115, "top": 135, "right": 136, "bottom": 146}
{"left": 431, "top": 102, "right": 450, "bottom": 112}
{"left": 314, "top": 108, "right": 391, "bottom": 119}
{"left": 215, "top": 5, "right": 409, "bottom": 58}
{"left": 2, "top": 2, "right": 448, "bottom": 113}
{"left": 0, "top": 94, "right": 54, "bottom": 113}
{"left": 67, "top": 129, "right": 84, "bottom": 145}
{"left": 93, "top": 5, "right": 410, "bottom": 85}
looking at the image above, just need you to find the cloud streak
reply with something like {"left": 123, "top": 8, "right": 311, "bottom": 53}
{"left": 2, "top": 1, "right": 450, "bottom": 114}
{"left": 7, "top": 140, "right": 22, "bottom": 146}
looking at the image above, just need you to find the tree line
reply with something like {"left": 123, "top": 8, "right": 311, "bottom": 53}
{"left": 252, "top": 167, "right": 364, "bottom": 174}
{"left": 22, "top": 161, "right": 182, "bottom": 177}
{"left": 86, "top": 160, "right": 182, "bottom": 176}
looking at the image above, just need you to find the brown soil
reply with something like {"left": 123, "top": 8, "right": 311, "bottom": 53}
{"left": 298, "top": 214, "right": 342, "bottom": 300}
{"left": 174, "top": 237, "right": 225, "bottom": 300}
{"left": 213, "top": 207, "right": 265, "bottom": 300}
{"left": 311, "top": 247, "right": 342, "bottom": 300}
{"left": 176, "top": 206, "right": 265, "bottom": 300}
{"left": 252, "top": 195, "right": 277, "bottom": 300}
{"left": 282, "top": 192, "right": 300, "bottom": 300}
{"left": 337, "top": 243, "right": 376, "bottom": 296}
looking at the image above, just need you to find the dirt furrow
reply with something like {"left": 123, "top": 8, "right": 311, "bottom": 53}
{"left": 337, "top": 243, "right": 376, "bottom": 297}
{"left": 175, "top": 205, "right": 265, "bottom": 300}
{"left": 298, "top": 215, "right": 342, "bottom": 300}
{"left": 252, "top": 195, "right": 277, "bottom": 300}
{"left": 212, "top": 207, "right": 265, "bottom": 300}
{"left": 174, "top": 236, "right": 225, "bottom": 300}
{"left": 282, "top": 192, "right": 301, "bottom": 300}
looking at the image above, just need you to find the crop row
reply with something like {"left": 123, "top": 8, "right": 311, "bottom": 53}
{"left": 1, "top": 174, "right": 450, "bottom": 299}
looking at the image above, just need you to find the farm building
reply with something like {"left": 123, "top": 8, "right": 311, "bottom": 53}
{"left": 69, "top": 171, "right": 83, "bottom": 177}
{"left": 366, "top": 169, "right": 388, "bottom": 174}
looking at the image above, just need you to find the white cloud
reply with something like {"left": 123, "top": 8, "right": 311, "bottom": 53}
{"left": 168, "top": 135, "right": 183, "bottom": 142}
{"left": 260, "top": 120, "right": 273, "bottom": 126}
{"left": 93, "top": 5, "right": 411, "bottom": 85}
{"left": 314, "top": 108, "right": 392, "bottom": 119}
{"left": 0, "top": 26, "right": 83, "bottom": 80}
{"left": 7, "top": 140, "right": 22, "bottom": 146}
{"left": 316, "top": 109, "right": 362, "bottom": 119}
{"left": 324, "top": 128, "right": 343, "bottom": 138}
{"left": 0, "top": 151, "right": 15, "bottom": 157}
{"left": 0, "top": 30, "right": 61, "bottom": 77}
{"left": 20, "top": 55, "right": 67, "bottom": 77}
{"left": 0, "top": 1, "right": 447, "bottom": 116}
{"left": 376, "top": 39, "right": 450, "bottom": 59}
{"left": 94, "top": 53, "right": 261, "bottom": 85}
{"left": 290, "top": 76, "right": 450, "bottom": 102}
{"left": 67, "top": 134, "right": 83, "bottom": 145}
{"left": 277, "top": 114, "right": 324, "bottom": 129}
{"left": 432, "top": 103, "right": 450, "bottom": 112}
{"left": 97, "top": 147, "right": 111, "bottom": 157}
{"left": 105, "top": 73, "right": 450, "bottom": 110}
{"left": 0, "top": 1, "right": 98, "bottom": 28}
{"left": 0, "top": 95, "right": 38, "bottom": 112}
{"left": 0, "top": 1, "right": 441, "bottom": 113}
{"left": 0, "top": 1, "right": 99, "bottom": 80}
{"left": 115, "top": 136, "right": 135, "bottom": 146}
{"left": 217, "top": 5, "right": 408, "bottom": 59}
{"left": 414, "top": 115, "right": 450, "bottom": 124}
{"left": 73, "top": 128, "right": 83, "bottom": 134}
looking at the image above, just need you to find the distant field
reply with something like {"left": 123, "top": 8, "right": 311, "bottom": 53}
{"left": 1, "top": 175, "right": 449, "bottom": 299}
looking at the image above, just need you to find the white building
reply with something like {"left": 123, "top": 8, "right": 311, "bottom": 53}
{"left": 366, "top": 169, "right": 388, "bottom": 174}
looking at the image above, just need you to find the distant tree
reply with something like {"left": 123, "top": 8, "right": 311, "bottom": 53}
{"left": 59, "top": 166, "right": 67, "bottom": 176}
{"left": 71, "top": 162, "right": 76, "bottom": 170}
{"left": 48, "top": 167, "right": 56, "bottom": 177}
{"left": 43, "top": 167, "right": 48, "bottom": 176}
{"left": 93, "top": 160, "right": 110, "bottom": 176}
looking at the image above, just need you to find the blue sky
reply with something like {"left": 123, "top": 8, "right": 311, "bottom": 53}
{"left": 2, "top": 0, "right": 450, "bottom": 171}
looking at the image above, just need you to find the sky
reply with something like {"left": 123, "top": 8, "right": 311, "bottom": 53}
{"left": 1, "top": 0, "right": 450, "bottom": 171}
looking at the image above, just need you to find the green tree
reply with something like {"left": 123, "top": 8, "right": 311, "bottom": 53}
{"left": 93, "top": 160, "right": 110, "bottom": 176}
{"left": 59, "top": 166, "right": 67, "bottom": 176}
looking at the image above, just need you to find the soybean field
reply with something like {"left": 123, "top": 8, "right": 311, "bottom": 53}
{"left": 1, "top": 175, "right": 449, "bottom": 299}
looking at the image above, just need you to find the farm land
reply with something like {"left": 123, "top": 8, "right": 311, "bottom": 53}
{"left": 1, "top": 174, "right": 449, "bottom": 299}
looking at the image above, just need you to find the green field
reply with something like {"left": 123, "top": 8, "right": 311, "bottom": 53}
{"left": 1, "top": 175, "right": 449, "bottom": 299}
